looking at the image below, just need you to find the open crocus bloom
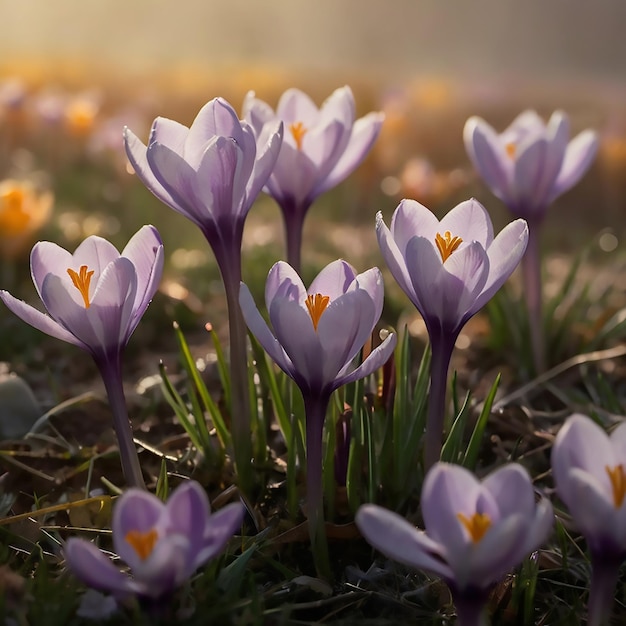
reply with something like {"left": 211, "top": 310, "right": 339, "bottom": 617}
{"left": 377, "top": 198, "right": 528, "bottom": 337}
{"left": 464, "top": 110, "right": 598, "bottom": 219}
{"left": 552, "top": 414, "right": 626, "bottom": 556}
{"left": 356, "top": 463, "right": 553, "bottom": 595}
{"left": 239, "top": 259, "right": 396, "bottom": 396}
{"left": 64, "top": 481, "right": 245, "bottom": 600}
{"left": 124, "top": 97, "right": 282, "bottom": 245}
{"left": 243, "top": 86, "right": 383, "bottom": 210}
{"left": 0, "top": 226, "right": 163, "bottom": 364}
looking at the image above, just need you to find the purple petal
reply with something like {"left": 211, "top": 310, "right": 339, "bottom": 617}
{"left": 239, "top": 283, "right": 295, "bottom": 377}
{"left": 124, "top": 127, "right": 187, "bottom": 214}
{"left": 165, "top": 481, "right": 210, "bottom": 555}
{"left": 64, "top": 538, "right": 136, "bottom": 597}
{"left": 242, "top": 91, "right": 276, "bottom": 131}
{"left": 356, "top": 504, "right": 453, "bottom": 580}
{"left": 549, "top": 130, "right": 598, "bottom": 203}
{"left": 335, "top": 331, "right": 397, "bottom": 388}
{"left": 351, "top": 267, "right": 385, "bottom": 327}
{"left": 610, "top": 421, "right": 626, "bottom": 461}
{"left": 245, "top": 120, "right": 283, "bottom": 204}
{"left": 264, "top": 261, "right": 307, "bottom": 311}
{"left": 472, "top": 219, "right": 528, "bottom": 313}
{"left": 197, "top": 502, "right": 245, "bottom": 565}
{"left": 483, "top": 464, "right": 535, "bottom": 519}
{"left": 265, "top": 140, "right": 318, "bottom": 207}
{"left": 30, "top": 241, "right": 73, "bottom": 301}
{"left": 0, "top": 290, "right": 85, "bottom": 349}
{"left": 439, "top": 198, "right": 494, "bottom": 247}
{"left": 276, "top": 88, "right": 319, "bottom": 122}
{"left": 315, "top": 111, "right": 383, "bottom": 196}
{"left": 149, "top": 117, "right": 188, "bottom": 154}
{"left": 308, "top": 259, "right": 357, "bottom": 300}
{"left": 389, "top": 199, "right": 440, "bottom": 256}
{"left": 72, "top": 236, "right": 120, "bottom": 275}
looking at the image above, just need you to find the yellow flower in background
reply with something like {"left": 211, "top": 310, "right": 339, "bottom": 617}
{"left": 64, "top": 96, "right": 99, "bottom": 136}
{"left": 0, "top": 180, "right": 53, "bottom": 259}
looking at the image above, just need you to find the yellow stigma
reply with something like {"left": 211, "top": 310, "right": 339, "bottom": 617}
{"left": 606, "top": 464, "right": 626, "bottom": 508}
{"left": 125, "top": 528, "right": 158, "bottom": 561}
{"left": 67, "top": 265, "right": 95, "bottom": 309}
{"left": 457, "top": 511, "right": 492, "bottom": 543}
{"left": 289, "top": 121, "right": 308, "bottom": 150}
{"left": 435, "top": 231, "right": 463, "bottom": 262}
{"left": 305, "top": 293, "right": 330, "bottom": 331}
{"left": 505, "top": 142, "right": 516, "bottom": 158}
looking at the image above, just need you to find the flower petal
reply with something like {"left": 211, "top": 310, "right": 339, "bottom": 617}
{"left": 264, "top": 261, "right": 307, "bottom": 310}
{"left": 197, "top": 502, "right": 245, "bottom": 565}
{"left": 335, "top": 331, "right": 396, "bottom": 388}
{"left": 439, "top": 198, "right": 494, "bottom": 248}
{"left": 165, "top": 481, "right": 211, "bottom": 555}
{"left": 30, "top": 241, "right": 73, "bottom": 301}
{"left": 308, "top": 259, "right": 357, "bottom": 301}
{"left": 483, "top": 464, "right": 535, "bottom": 519}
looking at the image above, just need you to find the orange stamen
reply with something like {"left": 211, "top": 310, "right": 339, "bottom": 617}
{"left": 289, "top": 122, "right": 308, "bottom": 150}
{"left": 67, "top": 265, "right": 94, "bottom": 309}
{"left": 305, "top": 293, "right": 330, "bottom": 331}
{"left": 435, "top": 231, "right": 463, "bottom": 262}
{"left": 125, "top": 528, "right": 158, "bottom": 560}
{"left": 606, "top": 464, "right": 626, "bottom": 508}
{"left": 457, "top": 511, "right": 492, "bottom": 543}
{"left": 505, "top": 142, "right": 516, "bottom": 158}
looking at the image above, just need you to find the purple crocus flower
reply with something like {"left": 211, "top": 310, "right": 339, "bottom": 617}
{"left": 552, "top": 413, "right": 626, "bottom": 626}
{"left": 0, "top": 226, "right": 163, "bottom": 488}
{"left": 124, "top": 97, "right": 283, "bottom": 495}
{"left": 376, "top": 198, "right": 528, "bottom": 469}
{"left": 243, "top": 86, "right": 383, "bottom": 272}
{"left": 65, "top": 481, "right": 244, "bottom": 601}
{"left": 239, "top": 259, "right": 396, "bottom": 575}
{"left": 356, "top": 463, "right": 553, "bottom": 626}
{"left": 464, "top": 111, "right": 598, "bottom": 373}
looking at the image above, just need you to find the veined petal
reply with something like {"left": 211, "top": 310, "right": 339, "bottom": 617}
{"left": 264, "top": 261, "right": 307, "bottom": 311}
{"left": 549, "top": 130, "right": 598, "bottom": 203}
{"left": 351, "top": 267, "right": 385, "bottom": 326}
{"left": 276, "top": 88, "right": 319, "bottom": 123}
{"left": 439, "top": 198, "right": 494, "bottom": 247}
{"left": 463, "top": 117, "right": 510, "bottom": 200}
{"left": 64, "top": 538, "right": 136, "bottom": 597}
{"left": 318, "top": 86, "right": 355, "bottom": 129}
{"left": 512, "top": 138, "right": 550, "bottom": 211}
{"left": 483, "top": 464, "right": 535, "bottom": 519}
{"left": 72, "top": 236, "right": 120, "bottom": 275}
{"left": 315, "top": 111, "right": 384, "bottom": 196}
{"left": 308, "top": 259, "right": 357, "bottom": 300}
{"left": 165, "top": 482, "right": 211, "bottom": 557}
{"left": 302, "top": 119, "right": 346, "bottom": 182}
{"left": 30, "top": 241, "right": 73, "bottom": 301}
{"left": 149, "top": 117, "right": 188, "bottom": 154}
{"left": 244, "top": 121, "right": 282, "bottom": 207}
{"left": 335, "top": 331, "right": 396, "bottom": 388}
{"left": 266, "top": 141, "right": 318, "bottom": 207}
{"left": 242, "top": 91, "right": 276, "bottom": 131}
{"left": 389, "top": 199, "right": 440, "bottom": 256}
{"left": 0, "top": 290, "right": 86, "bottom": 349}
{"left": 472, "top": 219, "right": 528, "bottom": 313}
{"left": 124, "top": 127, "right": 188, "bottom": 215}
{"left": 239, "top": 283, "right": 295, "bottom": 378}
{"left": 197, "top": 502, "right": 245, "bottom": 565}
{"left": 356, "top": 505, "right": 453, "bottom": 581}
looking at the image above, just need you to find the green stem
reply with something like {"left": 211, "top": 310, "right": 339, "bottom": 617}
{"left": 98, "top": 355, "right": 146, "bottom": 490}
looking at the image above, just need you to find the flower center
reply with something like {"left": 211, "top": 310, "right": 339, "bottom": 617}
{"left": 435, "top": 231, "right": 463, "bottom": 262}
{"left": 305, "top": 293, "right": 330, "bottom": 331}
{"left": 125, "top": 528, "right": 158, "bottom": 561}
{"left": 0, "top": 185, "right": 30, "bottom": 235}
{"left": 67, "top": 265, "right": 95, "bottom": 308}
{"left": 289, "top": 121, "right": 308, "bottom": 150}
{"left": 505, "top": 142, "right": 516, "bottom": 158}
{"left": 606, "top": 464, "right": 626, "bottom": 507}
{"left": 457, "top": 511, "right": 492, "bottom": 543}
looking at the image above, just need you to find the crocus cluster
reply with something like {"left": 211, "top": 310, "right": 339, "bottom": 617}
{"left": 65, "top": 481, "right": 244, "bottom": 601}
{"left": 243, "top": 86, "right": 384, "bottom": 272}
{"left": 377, "top": 198, "right": 528, "bottom": 468}
{"left": 357, "top": 463, "right": 553, "bottom": 626}
{"left": 552, "top": 414, "right": 626, "bottom": 626}
{"left": 0, "top": 226, "right": 164, "bottom": 488}
{"left": 464, "top": 110, "right": 598, "bottom": 372}
{"left": 240, "top": 259, "right": 396, "bottom": 575}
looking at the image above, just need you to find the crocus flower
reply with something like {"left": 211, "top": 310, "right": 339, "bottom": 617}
{"left": 243, "top": 86, "right": 383, "bottom": 271}
{"left": 552, "top": 413, "right": 626, "bottom": 626}
{"left": 0, "top": 226, "right": 164, "bottom": 488}
{"left": 377, "top": 198, "right": 528, "bottom": 469}
{"left": 464, "top": 111, "right": 598, "bottom": 373}
{"left": 65, "top": 481, "right": 245, "bottom": 601}
{"left": 239, "top": 259, "right": 396, "bottom": 575}
{"left": 124, "top": 97, "right": 283, "bottom": 495}
{"left": 356, "top": 463, "right": 553, "bottom": 626}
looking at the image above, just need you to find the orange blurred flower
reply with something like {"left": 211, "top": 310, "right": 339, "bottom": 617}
{"left": 0, "top": 180, "right": 53, "bottom": 259}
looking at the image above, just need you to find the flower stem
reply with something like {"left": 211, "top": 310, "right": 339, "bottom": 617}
{"left": 304, "top": 393, "right": 331, "bottom": 579}
{"left": 280, "top": 197, "right": 311, "bottom": 275}
{"left": 453, "top": 590, "right": 489, "bottom": 626}
{"left": 424, "top": 329, "right": 456, "bottom": 472}
{"left": 216, "top": 242, "right": 254, "bottom": 498}
{"left": 521, "top": 218, "right": 544, "bottom": 374}
{"left": 98, "top": 355, "right": 146, "bottom": 490}
{"left": 588, "top": 554, "right": 620, "bottom": 626}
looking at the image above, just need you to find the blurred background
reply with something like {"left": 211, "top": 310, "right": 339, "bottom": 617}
{"left": 0, "top": 0, "right": 625, "bottom": 348}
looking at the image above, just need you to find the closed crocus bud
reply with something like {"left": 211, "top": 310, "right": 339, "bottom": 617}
{"left": 65, "top": 481, "right": 244, "bottom": 601}
{"left": 243, "top": 86, "right": 383, "bottom": 271}
{"left": 552, "top": 414, "right": 626, "bottom": 626}
{"left": 357, "top": 463, "right": 553, "bottom": 626}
